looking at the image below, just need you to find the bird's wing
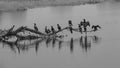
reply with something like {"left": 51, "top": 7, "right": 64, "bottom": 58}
{"left": 92, "top": 25, "right": 94, "bottom": 29}
{"left": 97, "top": 25, "right": 101, "bottom": 29}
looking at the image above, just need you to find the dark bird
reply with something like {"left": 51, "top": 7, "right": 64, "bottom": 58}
{"left": 83, "top": 19, "right": 86, "bottom": 23}
{"left": 68, "top": 20, "right": 73, "bottom": 33}
{"left": 45, "top": 26, "right": 50, "bottom": 34}
{"left": 68, "top": 20, "right": 73, "bottom": 26}
{"left": 57, "top": 24, "right": 61, "bottom": 31}
{"left": 45, "top": 26, "right": 48, "bottom": 34}
{"left": 69, "top": 27, "right": 73, "bottom": 34}
{"left": 47, "top": 29, "right": 51, "bottom": 34}
{"left": 51, "top": 26, "right": 55, "bottom": 33}
{"left": 92, "top": 25, "right": 101, "bottom": 31}
{"left": 78, "top": 24, "right": 82, "bottom": 34}
{"left": 34, "top": 23, "right": 38, "bottom": 31}
{"left": 86, "top": 21, "right": 90, "bottom": 27}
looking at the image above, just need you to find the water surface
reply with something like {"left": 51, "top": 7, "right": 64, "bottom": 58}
{"left": 0, "top": 2, "right": 120, "bottom": 68}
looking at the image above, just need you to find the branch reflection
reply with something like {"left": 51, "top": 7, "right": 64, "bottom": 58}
{"left": 1, "top": 35, "right": 101, "bottom": 54}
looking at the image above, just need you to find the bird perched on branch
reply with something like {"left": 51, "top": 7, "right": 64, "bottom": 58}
{"left": 92, "top": 25, "right": 101, "bottom": 32}
{"left": 34, "top": 23, "right": 38, "bottom": 31}
{"left": 51, "top": 26, "right": 55, "bottom": 34}
{"left": 68, "top": 20, "right": 73, "bottom": 34}
{"left": 45, "top": 26, "right": 48, "bottom": 34}
{"left": 78, "top": 24, "right": 82, "bottom": 34}
{"left": 57, "top": 24, "right": 61, "bottom": 31}
{"left": 45, "top": 26, "right": 51, "bottom": 34}
{"left": 68, "top": 20, "right": 73, "bottom": 26}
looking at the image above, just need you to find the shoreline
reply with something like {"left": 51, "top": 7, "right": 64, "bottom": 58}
{"left": 0, "top": 0, "right": 104, "bottom": 11}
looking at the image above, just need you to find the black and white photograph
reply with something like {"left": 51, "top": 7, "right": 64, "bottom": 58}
{"left": 0, "top": 0, "right": 119, "bottom": 68}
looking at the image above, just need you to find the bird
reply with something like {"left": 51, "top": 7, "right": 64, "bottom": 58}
{"left": 68, "top": 20, "right": 73, "bottom": 26}
{"left": 45, "top": 26, "right": 50, "bottom": 34}
{"left": 92, "top": 25, "right": 101, "bottom": 31}
{"left": 96, "top": 25, "right": 101, "bottom": 29}
{"left": 78, "top": 24, "right": 82, "bottom": 33}
{"left": 34, "top": 23, "right": 38, "bottom": 31}
{"left": 45, "top": 26, "right": 48, "bottom": 33}
{"left": 86, "top": 21, "right": 90, "bottom": 27}
{"left": 57, "top": 24, "right": 61, "bottom": 31}
{"left": 51, "top": 26, "right": 55, "bottom": 33}
{"left": 83, "top": 19, "right": 86, "bottom": 23}
{"left": 69, "top": 27, "right": 73, "bottom": 34}
{"left": 47, "top": 29, "right": 51, "bottom": 33}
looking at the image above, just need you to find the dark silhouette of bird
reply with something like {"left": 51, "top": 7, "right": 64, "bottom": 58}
{"left": 78, "top": 24, "right": 82, "bottom": 34}
{"left": 68, "top": 20, "right": 73, "bottom": 26}
{"left": 68, "top": 20, "right": 73, "bottom": 34}
{"left": 92, "top": 25, "right": 101, "bottom": 31}
{"left": 47, "top": 29, "right": 51, "bottom": 34}
{"left": 51, "top": 26, "right": 55, "bottom": 33}
{"left": 45, "top": 26, "right": 48, "bottom": 34}
{"left": 86, "top": 21, "right": 90, "bottom": 27}
{"left": 69, "top": 27, "right": 73, "bottom": 34}
{"left": 83, "top": 19, "right": 86, "bottom": 23}
{"left": 45, "top": 26, "right": 51, "bottom": 34}
{"left": 57, "top": 24, "right": 61, "bottom": 31}
{"left": 34, "top": 23, "right": 38, "bottom": 31}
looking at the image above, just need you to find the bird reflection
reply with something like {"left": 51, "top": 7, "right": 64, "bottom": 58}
{"left": 58, "top": 41, "right": 63, "bottom": 50}
{"left": 52, "top": 38, "right": 56, "bottom": 48}
{"left": 35, "top": 41, "right": 40, "bottom": 54}
{"left": 92, "top": 35, "right": 101, "bottom": 43}
{"left": 70, "top": 38, "right": 74, "bottom": 53}
{"left": 79, "top": 35, "right": 91, "bottom": 52}
{"left": 46, "top": 38, "right": 52, "bottom": 47}
{"left": 1, "top": 35, "right": 101, "bottom": 54}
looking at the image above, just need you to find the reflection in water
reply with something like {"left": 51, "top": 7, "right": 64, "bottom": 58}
{"left": 52, "top": 38, "right": 56, "bottom": 48}
{"left": 46, "top": 38, "right": 52, "bottom": 47}
{"left": 70, "top": 38, "right": 74, "bottom": 53}
{"left": 80, "top": 35, "right": 91, "bottom": 52}
{"left": 35, "top": 40, "right": 40, "bottom": 54}
{"left": 58, "top": 41, "right": 63, "bottom": 50}
{"left": 1, "top": 35, "right": 101, "bottom": 54}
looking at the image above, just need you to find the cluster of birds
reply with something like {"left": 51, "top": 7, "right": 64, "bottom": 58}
{"left": 77, "top": 19, "right": 101, "bottom": 33}
{"left": 34, "top": 23, "right": 62, "bottom": 34}
{"left": 33, "top": 19, "right": 101, "bottom": 34}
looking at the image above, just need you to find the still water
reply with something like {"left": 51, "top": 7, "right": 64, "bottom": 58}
{"left": 0, "top": 2, "right": 120, "bottom": 68}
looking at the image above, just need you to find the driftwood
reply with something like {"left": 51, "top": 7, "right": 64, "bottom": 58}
{"left": 0, "top": 19, "right": 101, "bottom": 54}
{"left": 0, "top": 21, "right": 101, "bottom": 44}
{"left": 1, "top": 26, "right": 47, "bottom": 40}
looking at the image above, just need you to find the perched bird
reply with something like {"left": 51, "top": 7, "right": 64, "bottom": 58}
{"left": 47, "top": 29, "right": 51, "bottom": 34}
{"left": 83, "top": 19, "right": 86, "bottom": 23}
{"left": 68, "top": 20, "right": 73, "bottom": 34}
{"left": 57, "top": 24, "right": 61, "bottom": 31}
{"left": 45, "top": 26, "right": 50, "bottom": 34}
{"left": 68, "top": 20, "right": 73, "bottom": 26}
{"left": 92, "top": 25, "right": 101, "bottom": 31}
{"left": 45, "top": 26, "right": 48, "bottom": 33}
{"left": 51, "top": 26, "right": 55, "bottom": 33}
{"left": 86, "top": 21, "right": 90, "bottom": 27}
{"left": 34, "top": 23, "right": 38, "bottom": 31}
{"left": 69, "top": 27, "right": 73, "bottom": 34}
{"left": 78, "top": 24, "right": 82, "bottom": 34}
